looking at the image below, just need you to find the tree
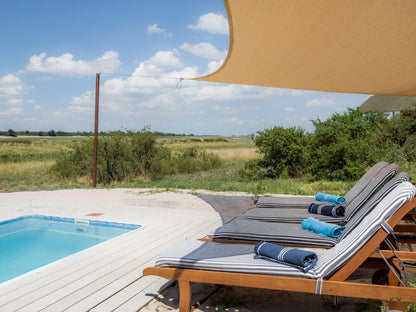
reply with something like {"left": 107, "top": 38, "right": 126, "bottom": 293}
{"left": 240, "top": 126, "right": 308, "bottom": 179}
{"left": 7, "top": 129, "right": 17, "bottom": 137}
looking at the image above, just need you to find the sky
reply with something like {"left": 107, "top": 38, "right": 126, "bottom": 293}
{"left": 0, "top": 0, "right": 370, "bottom": 135}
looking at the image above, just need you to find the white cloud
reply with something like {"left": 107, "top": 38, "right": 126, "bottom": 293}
{"left": 25, "top": 51, "right": 121, "bottom": 76}
{"left": 225, "top": 117, "right": 244, "bottom": 125}
{"left": 285, "top": 107, "right": 295, "bottom": 112}
{"left": 0, "top": 74, "right": 25, "bottom": 97}
{"left": 187, "top": 13, "right": 229, "bottom": 35}
{"left": 146, "top": 24, "right": 173, "bottom": 37}
{"left": 69, "top": 50, "right": 274, "bottom": 118}
{"left": 206, "top": 60, "right": 223, "bottom": 75}
{"left": 290, "top": 90, "right": 304, "bottom": 96}
{"left": 147, "top": 24, "right": 165, "bottom": 34}
{"left": 133, "top": 50, "right": 183, "bottom": 76}
{"left": 34, "top": 105, "right": 41, "bottom": 110}
{"left": 306, "top": 98, "right": 334, "bottom": 107}
{"left": 179, "top": 84, "right": 271, "bottom": 103}
{"left": 69, "top": 90, "right": 95, "bottom": 113}
{"left": 180, "top": 42, "right": 227, "bottom": 60}
{"left": 0, "top": 106, "right": 24, "bottom": 115}
{"left": 7, "top": 98, "right": 23, "bottom": 106}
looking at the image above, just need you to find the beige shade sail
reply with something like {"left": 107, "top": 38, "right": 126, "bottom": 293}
{"left": 195, "top": 0, "right": 416, "bottom": 96}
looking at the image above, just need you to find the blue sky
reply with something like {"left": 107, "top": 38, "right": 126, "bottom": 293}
{"left": 0, "top": 0, "right": 369, "bottom": 135}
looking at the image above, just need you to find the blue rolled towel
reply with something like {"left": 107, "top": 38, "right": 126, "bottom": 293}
{"left": 308, "top": 203, "right": 345, "bottom": 217}
{"left": 254, "top": 241, "right": 318, "bottom": 273}
{"left": 315, "top": 192, "right": 346, "bottom": 205}
{"left": 301, "top": 217, "right": 345, "bottom": 238}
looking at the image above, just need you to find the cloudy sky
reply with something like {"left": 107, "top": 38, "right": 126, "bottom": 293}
{"left": 0, "top": 0, "right": 369, "bottom": 135}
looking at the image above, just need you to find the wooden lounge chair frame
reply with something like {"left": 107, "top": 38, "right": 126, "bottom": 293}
{"left": 144, "top": 197, "right": 416, "bottom": 312}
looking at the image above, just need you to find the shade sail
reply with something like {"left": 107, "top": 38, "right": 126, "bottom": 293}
{"left": 195, "top": 0, "right": 416, "bottom": 96}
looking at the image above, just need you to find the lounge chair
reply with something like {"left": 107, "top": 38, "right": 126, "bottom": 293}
{"left": 243, "top": 163, "right": 400, "bottom": 223}
{"left": 206, "top": 173, "right": 409, "bottom": 246}
{"left": 144, "top": 182, "right": 416, "bottom": 312}
{"left": 256, "top": 161, "right": 389, "bottom": 208}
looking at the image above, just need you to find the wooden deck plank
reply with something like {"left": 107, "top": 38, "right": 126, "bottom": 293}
{"left": 89, "top": 275, "right": 165, "bottom": 312}
{"left": 67, "top": 220, "right": 221, "bottom": 312}
{"left": 92, "top": 222, "right": 222, "bottom": 312}
{"left": 112, "top": 278, "right": 173, "bottom": 312}
{"left": 41, "top": 219, "right": 220, "bottom": 312}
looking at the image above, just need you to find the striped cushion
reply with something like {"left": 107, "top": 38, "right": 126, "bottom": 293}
{"left": 317, "top": 181, "right": 415, "bottom": 278}
{"left": 339, "top": 172, "right": 409, "bottom": 239}
{"left": 209, "top": 173, "right": 409, "bottom": 246}
{"left": 242, "top": 163, "right": 399, "bottom": 223}
{"left": 343, "top": 161, "right": 389, "bottom": 203}
{"left": 256, "top": 161, "right": 389, "bottom": 208}
{"left": 155, "top": 182, "right": 415, "bottom": 280}
{"left": 208, "top": 219, "right": 338, "bottom": 246}
{"left": 343, "top": 163, "right": 399, "bottom": 220}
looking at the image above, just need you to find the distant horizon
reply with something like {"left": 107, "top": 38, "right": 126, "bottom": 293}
{"left": 0, "top": 129, "right": 253, "bottom": 137}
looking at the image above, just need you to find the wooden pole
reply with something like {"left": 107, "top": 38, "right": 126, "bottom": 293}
{"left": 93, "top": 73, "right": 100, "bottom": 187}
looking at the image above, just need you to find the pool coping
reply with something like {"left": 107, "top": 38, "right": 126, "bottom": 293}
{"left": 0, "top": 214, "right": 143, "bottom": 231}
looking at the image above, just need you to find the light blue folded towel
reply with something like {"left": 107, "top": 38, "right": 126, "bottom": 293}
{"left": 301, "top": 217, "right": 345, "bottom": 238}
{"left": 254, "top": 241, "right": 318, "bottom": 272}
{"left": 315, "top": 192, "right": 346, "bottom": 205}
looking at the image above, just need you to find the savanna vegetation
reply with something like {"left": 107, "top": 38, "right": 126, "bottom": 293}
{"left": 1, "top": 106, "right": 415, "bottom": 194}
{"left": 240, "top": 106, "right": 416, "bottom": 182}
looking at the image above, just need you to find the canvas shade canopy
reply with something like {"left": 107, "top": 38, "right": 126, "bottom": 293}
{"left": 194, "top": 0, "right": 416, "bottom": 96}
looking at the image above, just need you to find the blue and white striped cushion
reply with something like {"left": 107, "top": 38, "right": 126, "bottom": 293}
{"left": 244, "top": 163, "right": 399, "bottom": 223}
{"left": 155, "top": 182, "right": 415, "bottom": 280}
{"left": 255, "top": 161, "right": 389, "bottom": 208}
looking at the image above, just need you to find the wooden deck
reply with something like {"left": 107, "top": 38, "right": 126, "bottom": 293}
{"left": 0, "top": 189, "right": 222, "bottom": 312}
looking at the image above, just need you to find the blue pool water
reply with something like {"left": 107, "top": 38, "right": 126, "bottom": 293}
{"left": 0, "top": 215, "right": 141, "bottom": 284}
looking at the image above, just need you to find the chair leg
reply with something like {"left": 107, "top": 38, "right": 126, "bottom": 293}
{"left": 178, "top": 279, "right": 192, "bottom": 312}
{"left": 386, "top": 270, "right": 406, "bottom": 311}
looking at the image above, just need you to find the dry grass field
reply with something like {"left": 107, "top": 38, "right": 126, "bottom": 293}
{"left": 0, "top": 135, "right": 354, "bottom": 195}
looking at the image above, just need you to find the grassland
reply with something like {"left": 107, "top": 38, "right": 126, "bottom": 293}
{"left": 0, "top": 135, "right": 363, "bottom": 195}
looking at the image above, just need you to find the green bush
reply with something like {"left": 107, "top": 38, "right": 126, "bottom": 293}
{"left": 51, "top": 130, "right": 221, "bottom": 184}
{"left": 240, "top": 126, "right": 308, "bottom": 179}
{"left": 169, "top": 148, "right": 221, "bottom": 174}
{"left": 7, "top": 129, "right": 17, "bottom": 137}
{"left": 240, "top": 107, "right": 416, "bottom": 182}
{"left": 307, "top": 109, "right": 387, "bottom": 180}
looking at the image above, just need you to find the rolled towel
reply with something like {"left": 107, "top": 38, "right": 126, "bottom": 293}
{"left": 301, "top": 217, "right": 345, "bottom": 238}
{"left": 315, "top": 192, "right": 346, "bottom": 205}
{"left": 254, "top": 241, "right": 318, "bottom": 273}
{"left": 308, "top": 203, "right": 345, "bottom": 217}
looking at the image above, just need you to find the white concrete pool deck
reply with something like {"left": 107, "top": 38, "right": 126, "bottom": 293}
{"left": 0, "top": 188, "right": 223, "bottom": 312}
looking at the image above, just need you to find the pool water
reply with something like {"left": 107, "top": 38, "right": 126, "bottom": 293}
{"left": 0, "top": 215, "right": 141, "bottom": 284}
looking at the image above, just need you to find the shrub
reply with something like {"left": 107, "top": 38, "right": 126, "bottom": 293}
{"left": 51, "top": 130, "right": 221, "bottom": 184}
{"left": 305, "top": 109, "right": 387, "bottom": 180}
{"left": 7, "top": 129, "right": 17, "bottom": 137}
{"left": 240, "top": 107, "right": 416, "bottom": 182}
{"left": 240, "top": 126, "right": 308, "bottom": 180}
{"left": 169, "top": 148, "right": 221, "bottom": 174}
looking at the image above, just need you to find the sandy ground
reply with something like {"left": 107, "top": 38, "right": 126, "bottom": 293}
{"left": 0, "top": 188, "right": 398, "bottom": 312}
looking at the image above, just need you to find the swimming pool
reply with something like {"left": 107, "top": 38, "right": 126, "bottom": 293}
{"left": 0, "top": 215, "right": 142, "bottom": 284}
